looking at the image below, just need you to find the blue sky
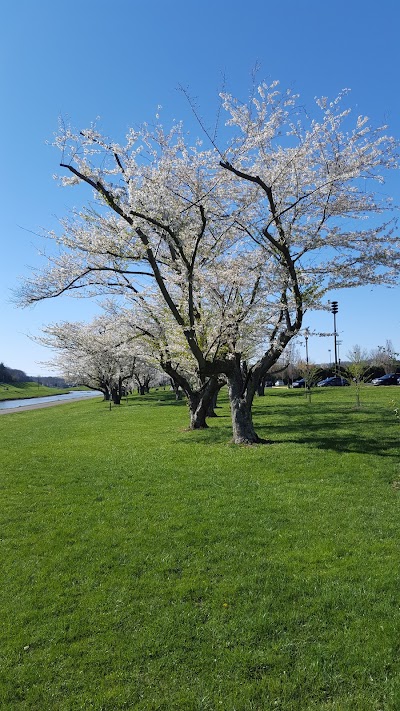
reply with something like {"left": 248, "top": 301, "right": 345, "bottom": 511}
{"left": 1, "top": 0, "right": 399, "bottom": 374}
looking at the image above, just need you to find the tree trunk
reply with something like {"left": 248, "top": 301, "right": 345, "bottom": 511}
{"left": 100, "top": 381, "right": 111, "bottom": 401}
{"left": 187, "top": 377, "right": 223, "bottom": 429}
{"left": 188, "top": 392, "right": 209, "bottom": 429}
{"left": 227, "top": 369, "right": 262, "bottom": 444}
{"left": 162, "top": 363, "right": 223, "bottom": 430}
{"left": 206, "top": 389, "right": 219, "bottom": 417}
{"left": 111, "top": 381, "right": 122, "bottom": 405}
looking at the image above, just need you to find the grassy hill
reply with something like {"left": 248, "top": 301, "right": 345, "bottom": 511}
{"left": 1, "top": 386, "right": 400, "bottom": 709}
{"left": 0, "top": 381, "right": 80, "bottom": 401}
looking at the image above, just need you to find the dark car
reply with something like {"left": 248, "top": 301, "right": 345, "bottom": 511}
{"left": 371, "top": 373, "right": 400, "bottom": 386}
{"left": 292, "top": 378, "right": 306, "bottom": 388}
{"left": 317, "top": 376, "right": 350, "bottom": 387}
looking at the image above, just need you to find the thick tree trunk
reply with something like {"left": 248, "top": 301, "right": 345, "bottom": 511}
{"left": 227, "top": 369, "right": 262, "bottom": 444}
{"left": 187, "top": 377, "right": 223, "bottom": 429}
{"left": 206, "top": 388, "right": 219, "bottom": 417}
{"left": 110, "top": 377, "right": 122, "bottom": 405}
{"left": 162, "top": 362, "right": 223, "bottom": 430}
{"left": 188, "top": 392, "right": 209, "bottom": 429}
{"left": 207, "top": 393, "right": 218, "bottom": 417}
{"left": 111, "top": 388, "right": 121, "bottom": 405}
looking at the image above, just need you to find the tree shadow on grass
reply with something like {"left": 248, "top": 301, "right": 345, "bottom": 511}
{"left": 126, "top": 392, "right": 187, "bottom": 407}
{"left": 177, "top": 421, "right": 398, "bottom": 457}
{"left": 253, "top": 402, "right": 399, "bottom": 457}
{"left": 176, "top": 403, "right": 399, "bottom": 457}
{"left": 124, "top": 390, "right": 399, "bottom": 457}
{"left": 257, "top": 423, "right": 398, "bottom": 458}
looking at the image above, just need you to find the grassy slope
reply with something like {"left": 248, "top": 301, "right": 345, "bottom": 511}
{"left": 0, "top": 387, "right": 399, "bottom": 710}
{"left": 0, "top": 382, "right": 76, "bottom": 401}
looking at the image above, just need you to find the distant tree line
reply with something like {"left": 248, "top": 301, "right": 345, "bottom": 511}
{"left": 0, "top": 362, "right": 68, "bottom": 388}
{"left": 0, "top": 362, "right": 29, "bottom": 384}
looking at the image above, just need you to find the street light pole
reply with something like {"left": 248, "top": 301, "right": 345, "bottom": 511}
{"left": 304, "top": 328, "right": 309, "bottom": 370}
{"left": 303, "top": 328, "right": 311, "bottom": 399}
{"left": 330, "top": 301, "right": 339, "bottom": 376}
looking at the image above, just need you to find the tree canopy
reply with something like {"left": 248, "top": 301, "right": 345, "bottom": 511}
{"left": 19, "top": 81, "right": 399, "bottom": 442}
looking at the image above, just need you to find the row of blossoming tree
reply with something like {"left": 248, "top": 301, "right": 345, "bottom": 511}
{"left": 19, "top": 81, "right": 399, "bottom": 443}
{"left": 38, "top": 316, "right": 161, "bottom": 404}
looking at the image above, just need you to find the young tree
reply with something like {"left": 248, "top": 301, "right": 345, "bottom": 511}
{"left": 19, "top": 81, "right": 400, "bottom": 443}
{"left": 295, "top": 359, "right": 323, "bottom": 403}
{"left": 370, "top": 340, "right": 399, "bottom": 374}
{"left": 346, "top": 344, "right": 371, "bottom": 408}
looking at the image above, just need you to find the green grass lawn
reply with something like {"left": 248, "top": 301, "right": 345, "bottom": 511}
{"left": 0, "top": 381, "right": 77, "bottom": 401}
{"left": 1, "top": 386, "right": 400, "bottom": 710}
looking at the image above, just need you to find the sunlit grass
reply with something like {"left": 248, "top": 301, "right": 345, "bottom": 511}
{"left": 0, "top": 386, "right": 399, "bottom": 709}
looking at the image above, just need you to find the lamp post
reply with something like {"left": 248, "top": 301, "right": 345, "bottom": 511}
{"left": 304, "top": 328, "right": 310, "bottom": 370}
{"left": 330, "top": 301, "right": 339, "bottom": 376}
{"left": 303, "top": 328, "right": 311, "bottom": 398}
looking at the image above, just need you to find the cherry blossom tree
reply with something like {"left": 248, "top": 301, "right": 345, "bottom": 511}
{"left": 39, "top": 316, "right": 158, "bottom": 404}
{"left": 106, "top": 299, "right": 225, "bottom": 427}
{"left": 19, "top": 81, "right": 399, "bottom": 443}
{"left": 114, "top": 298, "right": 225, "bottom": 429}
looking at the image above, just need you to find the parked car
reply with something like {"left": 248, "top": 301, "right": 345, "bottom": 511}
{"left": 292, "top": 378, "right": 306, "bottom": 388}
{"left": 317, "top": 376, "right": 350, "bottom": 387}
{"left": 371, "top": 373, "right": 400, "bottom": 386}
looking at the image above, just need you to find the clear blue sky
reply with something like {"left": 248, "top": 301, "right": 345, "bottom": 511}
{"left": 1, "top": 0, "right": 399, "bottom": 375}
